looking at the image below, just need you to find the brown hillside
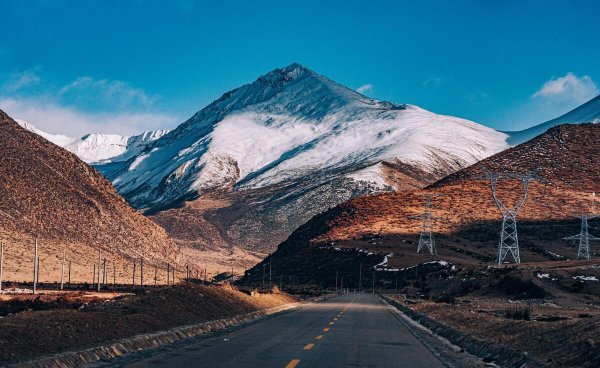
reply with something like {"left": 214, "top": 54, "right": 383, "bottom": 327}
{"left": 316, "top": 124, "right": 600, "bottom": 265}
{"left": 243, "top": 124, "right": 600, "bottom": 286}
{"left": 0, "top": 110, "right": 182, "bottom": 283}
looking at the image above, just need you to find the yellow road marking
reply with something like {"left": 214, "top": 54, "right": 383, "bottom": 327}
{"left": 329, "top": 322, "right": 335, "bottom": 325}
{"left": 315, "top": 335, "right": 323, "bottom": 340}
{"left": 285, "top": 359, "right": 301, "bottom": 368}
{"left": 304, "top": 343, "right": 315, "bottom": 350}
{"left": 334, "top": 318, "right": 338, "bottom": 321}
{"left": 323, "top": 327, "right": 330, "bottom": 332}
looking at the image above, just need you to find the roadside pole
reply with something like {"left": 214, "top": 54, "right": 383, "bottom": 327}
{"left": 140, "top": 258, "right": 144, "bottom": 288}
{"left": 359, "top": 263, "right": 362, "bottom": 293}
{"left": 97, "top": 249, "right": 101, "bottom": 291}
{"left": 33, "top": 238, "right": 38, "bottom": 294}
{"left": 0, "top": 242, "right": 4, "bottom": 292}
{"left": 372, "top": 270, "right": 375, "bottom": 295}
{"left": 60, "top": 251, "right": 65, "bottom": 290}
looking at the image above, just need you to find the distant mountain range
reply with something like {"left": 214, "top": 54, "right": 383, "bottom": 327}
{"left": 13, "top": 63, "right": 600, "bottom": 268}
{"left": 16, "top": 119, "right": 169, "bottom": 163}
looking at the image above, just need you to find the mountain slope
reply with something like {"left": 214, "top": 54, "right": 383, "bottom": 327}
{"left": 94, "top": 64, "right": 509, "bottom": 265}
{"left": 243, "top": 123, "right": 600, "bottom": 285}
{"left": 0, "top": 109, "right": 181, "bottom": 282}
{"left": 16, "top": 119, "right": 168, "bottom": 164}
{"left": 508, "top": 94, "right": 600, "bottom": 145}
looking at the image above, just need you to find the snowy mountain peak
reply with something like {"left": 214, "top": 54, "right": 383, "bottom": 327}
{"left": 96, "top": 64, "right": 509, "bottom": 210}
{"left": 15, "top": 120, "right": 168, "bottom": 163}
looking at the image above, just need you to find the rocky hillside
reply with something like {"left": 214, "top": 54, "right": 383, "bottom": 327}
{"left": 0, "top": 110, "right": 181, "bottom": 282}
{"left": 243, "top": 124, "right": 600, "bottom": 285}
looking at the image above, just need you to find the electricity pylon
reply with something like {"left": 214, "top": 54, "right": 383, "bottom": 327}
{"left": 564, "top": 214, "right": 599, "bottom": 260}
{"left": 410, "top": 194, "right": 443, "bottom": 255}
{"left": 475, "top": 166, "right": 545, "bottom": 264}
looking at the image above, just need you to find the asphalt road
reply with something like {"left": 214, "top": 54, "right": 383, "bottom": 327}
{"left": 125, "top": 293, "right": 445, "bottom": 368}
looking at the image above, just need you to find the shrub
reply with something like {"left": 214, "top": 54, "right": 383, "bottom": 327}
{"left": 504, "top": 304, "right": 532, "bottom": 320}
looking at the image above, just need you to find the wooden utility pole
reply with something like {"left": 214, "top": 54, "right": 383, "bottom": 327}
{"left": 140, "top": 258, "right": 144, "bottom": 288}
{"left": 93, "top": 264, "right": 96, "bottom": 285}
{"left": 167, "top": 263, "right": 170, "bottom": 285}
{"left": 372, "top": 270, "right": 375, "bottom": 295}
{"left": 103, "top": 259, "right": 107, "bottom": 285}
{"left": 113, "top": 260, "right": 116, "bottom": 287}
{"left": 0, "top": 242, "right": 4, "bottom": 292}
{"left": 60, "top": 251, "right": 65, "bottom": 290}
{"left": 172, "top": 266, "right": 175, "bottom": 285}
{"left": 359, "top": 263, "right": 362, "bottom": 292}
{"left": 97, "top": 249, "right": 101, "bottom": 291}
{"left": 68, "top": 260, "right": 71, "bottom": 285}
{"left": 154, "top": 266, "right": 157, "bottom": 286}
{"left": 132, "top": 262, "right": 136, "bottom": 289}
{"left": 33, "top": 238, "right": 39, "bottom": 294}
{"left": 0, "top": 243, "right": 4, "bottom": 292}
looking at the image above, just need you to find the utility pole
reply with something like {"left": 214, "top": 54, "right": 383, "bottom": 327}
{"left": 33, "top": 238, "right": 38, "bottom": 294}
{"left": 60, "top": 251, "right": 65, "bottom": 290}
{"left": 68, "top": 260, "right": 71, "bottom": 285}
{"left": 154, "top": 266, "right": 158, "bottom": 286}
{"left": 475, "top": 165, "right": 545, "bottom": 264}
{"left": 140, "top": 258, "right": 144, "bottom": 288}
{"left": 167, "top": 263, "right": 170, "bottom": 285}
{"left": 564, "top": 214, "right": 599, "bottom": 260}
{"left": 269, "top": 260, "right": 272, "bottom": 289}
{"left": 97, "top": 249, "right": 101, "bottom": 291}
{"left": 113, "top": 260, "right": 116, "bottom": 287}
{"left": 132, "top": 262, "right": 136, "bottom": 289}
{"left": 0, "top": 242, "right": 4, "bottom": 292}
{"left": 359, "top": 263, "right": 362, "bottom": 292}
{"left": 410, "top": 194, "right": 443, "bottom": 255}
{"left": 372, "top": 270, "right": 375, "bottom": 294}
{"left": 262, "top": 264, "right": 266, "bottom": 290}
{"left": 103, "top": 259, "right": 107, "bottom": 285}
{"left": 340, "top": 276, "right": 344, "bottom": 293}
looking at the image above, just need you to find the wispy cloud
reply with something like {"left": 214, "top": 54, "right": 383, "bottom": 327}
{"left": 2, "top": 67, "right": 41, "bottom": 93}
{"left": 0, "top": 97, "right": 177, "bottom": 137}
{"left": 59, "top": 77, "right": 157, "bottom": 111}
{"left": 502, "top": 72, "right": 599, "bottom": 131}
{"left": 0, "top": 69, "right": 179, "bottom": 136}
{"left": 532, "top": 72, "right": 598, "bottom": 104}
{"left": 356, "top": 84, "right": 373, "bottom": 94}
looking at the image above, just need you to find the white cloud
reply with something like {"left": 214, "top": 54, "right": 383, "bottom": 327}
{"left": 2, "top": 67, "right": 41, "bottom": 93}
{"left": 532, "top": 72, "right": 598, "bottom": 104}
{"left": 500, "top": 72, "right": 599, "bottom": 131}
{"left": 0, "top": 97, "right": 178, "bottom": 136}
{"left": 356, "top": 84, "right": 373, "bottom": 94}
{"left": 59, "top": 77, "right": 157, "bottom": 110}
{"left": 0, "top": 71, "right": 180, "bottom": 136}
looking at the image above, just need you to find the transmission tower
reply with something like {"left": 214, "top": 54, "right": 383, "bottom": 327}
{"left": 410, "top": 194, "right": 443, "bottom": 255}
{"left": 475, "top": 166, "right": 545, "bottom": 264}
{"left": 564, "top": 214, "right": 599, "bottom": 260}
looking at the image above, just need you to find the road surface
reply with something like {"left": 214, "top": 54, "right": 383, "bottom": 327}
{"left": 124, "top": 293, "right": 444, "bottom": 368}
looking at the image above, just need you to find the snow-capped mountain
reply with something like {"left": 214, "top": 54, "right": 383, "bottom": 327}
{"left": 508, "top": 94, "right": 600, "bottom": 145}
{"left": 95, "top": 63, "right": 510, "bottom": 254}
{"left": 98, "top": 63, "right": 509, "bottom": 210}
{"left": 16, "top": 119, "right": 169, "bottom": 163}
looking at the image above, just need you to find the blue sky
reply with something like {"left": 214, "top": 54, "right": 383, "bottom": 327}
{"left": 1, "top": 0, "right": 599, "bottom": 135}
